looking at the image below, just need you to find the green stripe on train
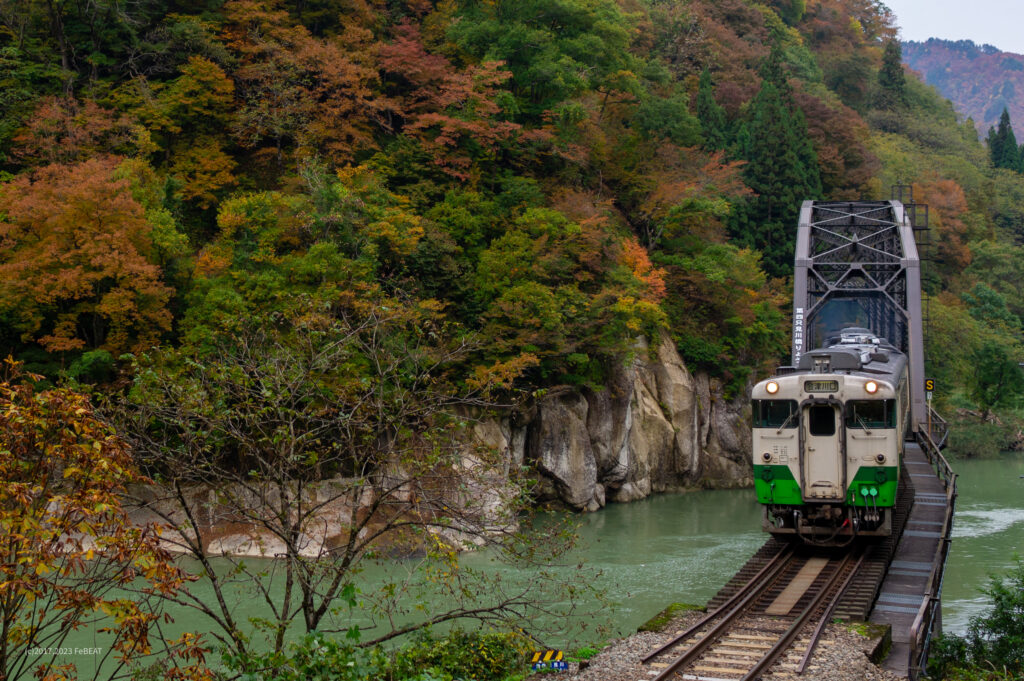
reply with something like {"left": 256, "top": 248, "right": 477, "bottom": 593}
{"left": 753, "top": 465, "right": 802, "bottom": 505}
{"left": 754, "top": 464, "right": 898, "bottom": 506}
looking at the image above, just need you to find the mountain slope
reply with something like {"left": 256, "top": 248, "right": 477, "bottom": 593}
{"left": 902, "top": 38, "right": 1024, "bottom": 135}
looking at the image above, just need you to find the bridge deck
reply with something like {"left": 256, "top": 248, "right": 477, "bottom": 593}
{"left": 869, "top": 442, "right": 948, "bottom": 677}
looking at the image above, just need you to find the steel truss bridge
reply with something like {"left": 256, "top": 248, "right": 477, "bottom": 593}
{"left": 791, "top": 199, "right": 928, "bottom": 433}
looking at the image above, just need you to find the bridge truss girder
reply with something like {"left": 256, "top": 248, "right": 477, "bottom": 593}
{"left": 792, "top": 201, "right": 926, "bottom": 432}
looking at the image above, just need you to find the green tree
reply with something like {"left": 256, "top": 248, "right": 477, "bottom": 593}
{"left": 729, "top": 47, "right": 821, "bottom": 277}
{"left": 962, "top": 282, "right": 1021, "bottom": 331}
{"left": 696, "top": 68, "right": 728, "bottom": 151}
{"left": 635, "top": 93, "right": 702, "bottom": 147}
{"left": 877, "top": 40, "right": 906, "bottom": 109}
{"left": 987, "top": 108, "right": 1021, "bottom": 171}
{"left": 770, "top": 0, "right": 806, "bottom": 25}
{"left": 447, "top": 0, "right": 639, "bottom": 117}
{"left": 970, "top": 339, "right": 1024, "bottom": 417}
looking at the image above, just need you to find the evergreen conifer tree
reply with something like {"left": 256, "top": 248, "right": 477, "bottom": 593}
{"left": 697, "top": 68, "right": 729, "bottom": 150}
{"left": 729, "top": 47, "right": 821, "bottom": 277}
{"left": 987, "top": 108, "right": 1021, "bottom": 170}
{"left": 878, "top": 40, "right": 906, "bottom": 109}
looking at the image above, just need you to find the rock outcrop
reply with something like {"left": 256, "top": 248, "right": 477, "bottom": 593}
{"left": 489, "top": 334, "right": 752, "bottom": 511}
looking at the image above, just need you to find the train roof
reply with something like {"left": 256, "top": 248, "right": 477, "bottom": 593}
{"left": 787, "top": 328, "right": 906, "bottom": 383}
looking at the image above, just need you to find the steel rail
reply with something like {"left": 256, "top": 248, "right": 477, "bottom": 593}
{"left": 740, "top": 552, "right": 857, "bottom": 681}
{"left": 641, "top": 543, "right": 793, "bottom": 664}
{"left": 646, "top": 548, "right": 797, "bottom": 681}
{"left": 796, "top": 552, "right": 867, "bottom": 673}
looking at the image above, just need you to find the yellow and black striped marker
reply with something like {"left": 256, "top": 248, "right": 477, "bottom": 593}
{"left": 531, "top": 650, "right": 567, "bottom": 671}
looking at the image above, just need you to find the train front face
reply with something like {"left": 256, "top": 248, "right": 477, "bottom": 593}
{"left": 751, "top": 373, "right": 901, "bottom": 543}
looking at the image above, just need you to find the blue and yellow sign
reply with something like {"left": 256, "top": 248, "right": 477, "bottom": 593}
{"left": 531, "top": 650, "right": 568, "bottom": 671}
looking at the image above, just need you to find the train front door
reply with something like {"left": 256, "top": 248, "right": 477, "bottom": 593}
{"left": 802, "top": 403, "right": 844, "bottom": 500}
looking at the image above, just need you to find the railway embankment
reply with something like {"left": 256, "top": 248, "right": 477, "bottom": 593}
{"left": 538, "top": 608, "right": 899, "bottom": 681}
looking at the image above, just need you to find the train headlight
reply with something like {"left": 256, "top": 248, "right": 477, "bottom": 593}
{"left": 761, "top": 452, "right": 773, "bottom": 462}
{"left": 875, "top": 453, "right": 886, "bottom": 464}
{"left": 766, "top": 381, "right": 779, "bottom": 394}
{"left": 865, "top": 380, "right": 878, "bottom": 394}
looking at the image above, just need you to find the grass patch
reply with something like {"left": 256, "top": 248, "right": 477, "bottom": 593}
{"left": 637, "top": 603, "right": 706, "bottom": 633}
{"left": 847, "top": 621, "right": 891, "bottom": 663}
{"left": 568, "top": 646, "right": 600, "bottom": 661}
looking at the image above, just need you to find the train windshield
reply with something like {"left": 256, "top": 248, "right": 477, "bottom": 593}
{"left": 845, "top": 400, "right": 896, "bottom": 429}
{"left": 752, "top": 400, "right": 799, "bottom": 428}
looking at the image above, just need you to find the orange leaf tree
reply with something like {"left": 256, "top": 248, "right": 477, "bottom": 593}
{"left": 0, "top": 157, "right": 173, "bottom": 355}
{"left": 0, "top": 361, "right": 204, "bottom": 681}
{"left": 222, "top": 0, "right": 385, "bottom": 167}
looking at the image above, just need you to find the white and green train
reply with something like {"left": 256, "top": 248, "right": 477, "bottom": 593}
{"left": 751, "top": 328, "right": 909, "bottom": 545}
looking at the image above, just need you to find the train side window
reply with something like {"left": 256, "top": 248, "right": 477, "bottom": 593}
{"left": 846, "top": 400, "right": 896, "bottom": 429}
{"left": 752, "top": 400, "right": 798, "bottom": 428}
{"left": 808, "top": 405, "right": 835, "bottom": 436}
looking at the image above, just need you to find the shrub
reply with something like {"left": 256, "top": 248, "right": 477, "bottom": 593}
{"left": 220, "top": 632, "right": 384, "bottom": 681}
{"left": 947, "top": 421, "right": 1008, "bottom": 459}
{"left": 389, "top": 629, "right": 532, "bottom": 681}
{"left": 928, "top": 557, "right": 1024, "bottom": 679}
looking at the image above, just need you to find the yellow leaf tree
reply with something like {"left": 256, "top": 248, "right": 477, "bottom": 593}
{"left": 0, "top": 361, "right": 207, "bottom": 680}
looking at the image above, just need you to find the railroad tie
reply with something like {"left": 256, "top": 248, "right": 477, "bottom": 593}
{"left": 764, "top": 557, "right": 829, "bottom": 615}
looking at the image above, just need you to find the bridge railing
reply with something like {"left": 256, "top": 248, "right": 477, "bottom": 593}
{"left": 907, "top": 430, "right": 957, "bottom": 680}
{"left": 925, "top": 405, "right": 949, "bottom": 450}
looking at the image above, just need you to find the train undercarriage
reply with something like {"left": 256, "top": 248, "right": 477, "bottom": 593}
{"left": 763, "top": 502, "right": 893, "bottom": 545}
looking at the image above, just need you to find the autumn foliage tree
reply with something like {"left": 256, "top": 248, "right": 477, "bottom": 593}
{"left": 11, "top": 96, "right": 139, "bottom": 166}
{"left": 379, "top": 22, "right": 524, "bottom": 181}
{"left": 0, "top": 361, "right": 206, "bottom": 681}
{"left": 222, "top": 0, "right": 385, "bottom": 167}
{"left": 0, "top": 157, "right": 173, "bottom": 356}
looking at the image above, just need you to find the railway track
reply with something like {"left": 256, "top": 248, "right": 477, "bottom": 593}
{"left": 642, "top": 546, "right": 866, "bottom": 680}
{"left": 641, "top": 464, "right": 915, "bottom": 680}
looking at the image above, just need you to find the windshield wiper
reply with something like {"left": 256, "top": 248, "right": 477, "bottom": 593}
{"left": 776, "top": 409, "right": 798, "bottom": 434}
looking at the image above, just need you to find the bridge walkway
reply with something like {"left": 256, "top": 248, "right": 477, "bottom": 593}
{"left": 869, "top": 441, "right": 956, "bottom": 678}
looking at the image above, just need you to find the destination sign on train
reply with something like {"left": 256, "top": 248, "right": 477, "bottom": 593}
{"left": 804, "top": 380, "right": 839, "bottom": 393}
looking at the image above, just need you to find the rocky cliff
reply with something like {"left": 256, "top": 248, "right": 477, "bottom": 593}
{"left": 473, "top": 335, "right": 753, "bottom": 512}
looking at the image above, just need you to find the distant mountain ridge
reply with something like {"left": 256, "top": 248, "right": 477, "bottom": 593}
{"left": 902, "top": 38, "right": 1024, "bottom": 136}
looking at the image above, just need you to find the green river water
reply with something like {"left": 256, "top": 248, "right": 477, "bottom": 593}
{"left": 40, "top": 454, "right": 1024, "bottom": 678}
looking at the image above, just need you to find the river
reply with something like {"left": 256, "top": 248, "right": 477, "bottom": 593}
{"left": 940, "top": 453, "right": 1024, "bottom": 633}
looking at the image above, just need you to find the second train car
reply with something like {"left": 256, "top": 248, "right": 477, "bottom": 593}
{"left": 751, "top": 327, "right": 909, "bottom": 544}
